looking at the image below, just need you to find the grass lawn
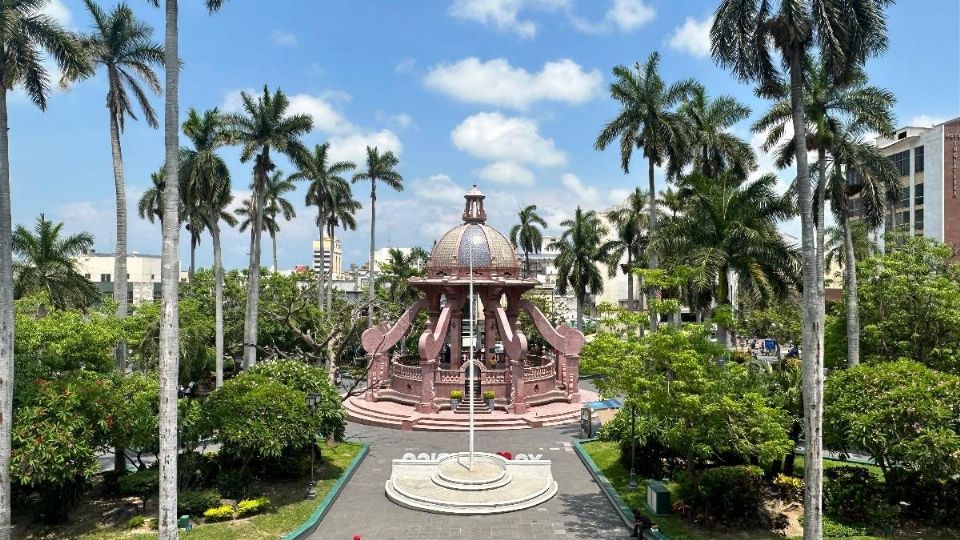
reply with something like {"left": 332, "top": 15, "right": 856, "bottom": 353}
{"left": 20, "top": 441, "right": 363, "bottom": 540}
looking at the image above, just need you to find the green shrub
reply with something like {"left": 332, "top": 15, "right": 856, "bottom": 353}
{"left": 824, "top": 466, "right": 898, "bottom": 531}
{"left": 118, "top": 469, "right": 158, "bottom": 506}
{"left": 146, "top": 518, "right": 158, "bottom": 530}
{"left": 450, "top": 390, "right": 463, "bottom": 400}
{"left": 215, "top": 469, "right": 257, "bottom": 500}
{"left": 203, "top": 504, "right": 235, "bottom": 522}
{"left": 822, "top": 516, "right": 868, "bottom": 538}
{"left": 772, "top": 474, "right": 803, "bottom": 502}
{"left": 258, "top": 447, "right": 311, "bottom": 479}
{"left": 235, "top": 496, "right": 270, "bottom": 517}
{"left": 886, "top": 473, "right": 960, "bottom": 526}
{"left": 125, "top": 515, "right": 145, "bottom": 530}
{"left": 177, "top": 451, "right": 220, "bottom": 490}
{"left": 482, "top": 390, "right": 495, "bottom": 400}
{"left": 246, "top": 359, "right": 346, "bottom": 441}
{"left": 677, "top": 465, "right": 765, "bottom": 527}
{"left": 177, "top": 489, "right": 221, "bottom": 516}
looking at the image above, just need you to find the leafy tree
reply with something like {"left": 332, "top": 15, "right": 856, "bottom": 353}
{"left": 180, "top": 107, "right": 235, "bottom": 388}
{"left": 109, "top": 372, "right": 160, "bottom": 471}
{"left": 712, "top": 2, "right": 893, "bottom": 533}
{"left": 595, "top": 52, "right": 696, "bottom": 331}
{"left": 600, "top": 187, "right": 648, "bottom": 312}
{"left": 657, "top": 171, "right": 798, "bottom": 345}
{"left": 222, "top": 85, "right": 312, "bottom": 368}
{"left": 830, "top": 237, "right": 960, "bottom": 374}
{"left": 825, "top": 360, "right": 960, "bottom": 481}
{"left": 290, "top": 143, "right": 355, "bottom": 312}
{"left": 12, "top": 215, "right": 98, "bottom": 309}
{"left": 509, "top": 205, "right": 547, "bottom": 278}
{"left": 549, "top": 207, "right": 607, "bottom": 330}
{"left": 582, "top": 325, "right": 791, "bottom": 468}
{"left": 739, "top": 303, "right": 802, "bottom": 347}
{"left": 127, "top": 297, "right": 213, "bottom": 384}
{"left": 379, "top": 248, "right": 426, "bottom": 304}
{"left": 246, "top": 360, "right": 346, "bottom": 442}
{"left": 0, "top": 3, "right": 90, "bottom": 528}
{"left": 352, "top": 146, "right": 404, "bottom": 326}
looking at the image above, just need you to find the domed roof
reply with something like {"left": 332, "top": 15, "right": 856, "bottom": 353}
{"left": 424, "top": 186, "right": 522, "bottom": 278}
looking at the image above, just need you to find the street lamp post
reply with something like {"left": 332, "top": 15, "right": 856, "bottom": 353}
{"left": 305, "top": 392, "right": 321, "bottom": 498}
{"left": 628, "top": 402, "right": 637, "bottom": 490}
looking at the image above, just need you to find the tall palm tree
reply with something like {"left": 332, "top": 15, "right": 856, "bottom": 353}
{"left": 180, "top": 107, "right": 234, "bottom": 388}
{"left": 290, "top": 142, "right": 354, "bottom": 311}
{"left": 261, "top": 171, "right": 297, "bottom": 272}
{"left": 827, "top": 134, "right": 898, "bottom": 367}
{"left": 824, "top": 222, "right": 872, "bottom": 276}
{"left": 754, "top": 61, "right": 895, "bottom": 368}
{"left": 352, "top": 146, "right": 403, "bottom": 326}
{"left": 324, "top": 184, "right": 360, "bottom": 315}
{"left": 0, "top": 1, "right": 89, "bottom": 530}
{"left": 712, "top": 3, "right": 892, "bottom": 534}
{"left": 658, "top": 171, "right": 798, "bottom": 346}
{"left": 137, "top": 168, "right": 166, "bottom": 225}
{"left": 66, "top": 0, "right": 163, "bottom": 369}
{"left": 152, "top": 0, "right": 230, "bottom": 536}
{"left": 599, "top": 188, "right": 648, "bottom": 312}
{"left": 549, "top": 208, "right": 607, "bottom": 330}
{"left": 380, "top": 248, "right": 426, "bottom": 304}
{"left": 678, "top": 86, "right": 755, "bottom": 177}
{"left": 222, "top": 86, "right": 312, "bottom": 368}
{"left": 594, "top": 52, "right": 696, "bottom": 331}
{"left": 509, "top": 205, "right": 547, "bottom": 278}
{"left": 659, "top": 186, "right": 686, "bottom": 218}
{"left": 12, "top": 215, "right": 99, "bottom": 309}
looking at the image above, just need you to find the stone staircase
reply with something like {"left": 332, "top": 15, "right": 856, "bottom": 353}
{"left": 453, "top": 396, "right": 491, "bottom": 414}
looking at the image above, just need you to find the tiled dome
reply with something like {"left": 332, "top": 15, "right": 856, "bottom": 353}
{"left": 423, "top": 186, "right": 522, "bottom": 277}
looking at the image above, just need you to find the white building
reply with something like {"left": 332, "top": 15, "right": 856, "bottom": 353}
{"left": 74, "top": 251, "right": 181, "bottom": 306}
{"left": 311, "top": 235, "right": 343, "bottom": 279}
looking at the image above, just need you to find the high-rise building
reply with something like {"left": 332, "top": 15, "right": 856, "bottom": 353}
{"left": 312, "top": 235, "right": 342, "bottom": 279}
{"left": 851, "top": 117, "right": 960, "bottom": 249}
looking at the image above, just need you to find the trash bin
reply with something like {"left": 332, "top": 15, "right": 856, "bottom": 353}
{"left": 178, "top": 515, "right": 192, "bottom": 530}
{"left": 580, "top": 406, "right": 593, "bottom": 438}
{"left": 645, "top": 481, "right": 671, "bottom": 515}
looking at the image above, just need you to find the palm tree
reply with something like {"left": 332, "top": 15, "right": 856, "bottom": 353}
{"left": 712, "top": 3, "right": 892, "bottom": 534}
{"left": 678, "top": 86, "right": 755, "bottom": 177}
{"left": 262, "top": 171, "right": 297, "bottom": 272}
{"left": 594, "top": 52, "right": 696, "bottom": 331}
{"left": 324, "top": 184, "right": 361, "bottom": 315}
{"left": 137, "top": 169, "right": 166, "bottom": 225}
{"left": 599, "top": 188, "right": 648, "bottom": 312}
{"left": 352, "top": 146, "right": 404, "bottom": 326}
{"left": 290, "top": 142, "right": 354, "bottom": 311}
{"left": 658, "top": 171, "right": 798, "bottom": 346}
{"left": 509, "top": 205, "right": 547, "bottom": 278}
{"left": 180, "top": 107, "right": 234, "bottom": 388}
{"left": 754, "top": 60, "right": 895, "bottom": 368}
{"left": 12, "top": 215, "right": 99, "bottom": 309}
{"left": 549, "top": 208, "right": 607, "bottom": 330}
{"left": 380, "top": 248, "right": 426, "bottom": 304}
{"left": 66, "top": 0, "right": 163, "bottom": 364}
{"left": 659, "top": 186, "right": 686, "bottom": 218}
{"left": 222, "top": 86, "right": 312, "bottom": 368}
{"left": 0, "top": 1, "right": 89, "bottom": 530}
{"left": 153, "top": 0, "right": 230, "bottom": 535}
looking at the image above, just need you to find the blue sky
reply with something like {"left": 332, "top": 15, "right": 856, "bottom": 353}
{"left": 10, "top": 0, "right": 960, "bottom": 270}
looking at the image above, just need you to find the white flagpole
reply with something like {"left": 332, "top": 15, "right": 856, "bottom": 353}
{"left": 468, "top": 242, "right": 475, "bottom": 470}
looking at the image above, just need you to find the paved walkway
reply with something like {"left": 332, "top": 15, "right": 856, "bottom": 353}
{"left": 310, "top": 422, "right": 631, "bottom": 540}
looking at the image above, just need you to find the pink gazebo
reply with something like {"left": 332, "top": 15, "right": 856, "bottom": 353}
{"left": 359, "top": 186, "right": 585, "bottom": 415}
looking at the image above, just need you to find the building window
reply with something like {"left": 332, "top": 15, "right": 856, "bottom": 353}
{"left": 100, "top": 273, "right": 111, "bottom": 283}
{"left": 915, "top": 146, "right": 924, "bottom": 173}
{"left": 915, "top": 209, "right": 923, "bottom": 226}
{"left": 915, "top": 183, "right": 924, "bottom": 206}
{"left": 150, "top": 274, "right": 155, "bottom": 280}
{"left": 897, "top": 131, "right": 907, "bottom": 140}
{"left": 84, "top": 273, "right": 91, "bottom": 279}
{"left": 900, "top": 211, "right": 910, "bottom": 225}
{"left": 890, "top": 150, "right": 910, "bottom": 176}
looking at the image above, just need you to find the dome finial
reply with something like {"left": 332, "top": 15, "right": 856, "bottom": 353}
{"left": 463, "top": 184, "right": 486, "bottom": 224}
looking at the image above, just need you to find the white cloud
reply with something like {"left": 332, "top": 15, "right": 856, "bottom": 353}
{"left": 476, "top": 161, "right": 536, "bottom": 185}
{"left": 396, "top": 57, "right": 417, "bottom": 73}
{"left": 271, "top": 30, "right": 298, "bottom": 47}
{"left": 452, "top": 112, "right": 566, "bottom": 167}
{"left": 425, "top": 57, "right": 602, "bottom": 110}
{"left": 561, "top": 173, "right": 600, "bottom": 205}
{"left": 668, "top": 15, "right": 713, "bottom": 58}
{"left": 908, "top": 114, "right": 945, "bottom": 128}
{"left": 391, "top": 113, "right": 414, "bottom": 128}
{"left": 287, "top": 93, "right": 355, "bottom": 135}
{"left": 448, "top": 0, "right": 568, "bottom": 38}
{"left": 605, "top": 0, "right": 655, "bottom": 31}
{"left": 327, "top": 129, "right": 403, "bottom": 165}
{"left": 40, "top": 0, "right": 72, "bottom": 28}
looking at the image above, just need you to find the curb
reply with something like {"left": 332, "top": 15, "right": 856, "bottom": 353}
{"left": 572, "top": 439, "right": 670, "bottom": 540}
{"left": 284, "top": 443, "right": 370, "bottom": 540}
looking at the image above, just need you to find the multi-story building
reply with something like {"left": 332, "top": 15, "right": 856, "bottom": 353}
{"left": 851, "top": 117, "right": 960, "bottom": 249}
{"left": 75, "top": 250, "right": 172, "bottom": 305}
{"left": 311, "top": 235, "right": 343, "bottom": 279}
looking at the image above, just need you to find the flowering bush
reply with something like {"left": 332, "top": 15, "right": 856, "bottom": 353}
{"left": 203, "top": 504, "right": 235, "bottom": 522}
{"left": 235, "top": 496, "right": 271, "bottom": 517}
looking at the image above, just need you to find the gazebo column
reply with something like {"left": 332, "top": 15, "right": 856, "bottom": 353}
{"left": 483, "top": 292, "right": 498, "bottom": 366}
{"left": 507, "top": 358, "right": 528, "bottom": 414}
{"left": 365, "top": 351, "right": 390, "bottom": 402}
{"left": 416, "top": 359, "right": 439, "bottom": 413}
{"left": 564, "top": 354, "right": 580, "bottom": 403}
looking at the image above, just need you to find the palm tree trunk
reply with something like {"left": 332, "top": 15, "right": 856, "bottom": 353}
{"left": 626, "top": 251, "right": 634, "bottom": 311}
{"left": 271, "top": 231, "right": 278, "bottom": 274}
{"left": 212, "top": 220, "right": 225, "bottom": 388}
{"left": 243, "top": 155, "right": 268, "bottom": 368}
{"left": 647, "top": 157, "right": 659, "bottom": 332}
{"left": 576, "top": 292, "right": 584, "bottom": 331}
{"left": 524, "top": 250, "right": 530, "bottom": 279}
{"left": 326, "top": 225, "right": 335, "bottom": 317}
{"left": 843, "top": 215, "right": 860, "bottom": 367}
{"left": 367, "top": 179, "right": 376, "bottom": 326}
{"left": 716, "top": 266, "right": 730, "bottom": 348}
{"left": 158, "top": 0, "right": 181, "bottom": 536}
{"left": 108, "top": 111, "right": 130, "bottom": 477}
{"left": 0, "top": 84, "right": 17, "bottom": 539}
{"left": 316, "top": 217, "right": 325, "bottom": 311}
{"left": 790, "top": 46, "right": 823, "bottom": 540}
{"left": 189, "top": 233, "right": 197, "bottom": 281}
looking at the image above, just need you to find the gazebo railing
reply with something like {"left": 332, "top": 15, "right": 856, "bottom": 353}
{"left": 390, "top": 362, "right": 423, "bottom": 380}
{"left": 436, "top": 368, "right": 461, "bottom": 383}
{"left": 524, "top": 358, "right": 555, "bottom": 381}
